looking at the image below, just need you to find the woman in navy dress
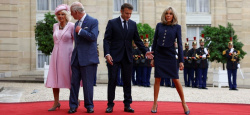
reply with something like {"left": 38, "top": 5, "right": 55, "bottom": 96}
{"left": 150, "top": 7, "right": 190, "bottom": 114}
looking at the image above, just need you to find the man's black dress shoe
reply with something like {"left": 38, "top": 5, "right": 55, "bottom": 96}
{"left": 124, "top": 107, "right": 134, "bottom": 113}
{"left": 68, "top": 108, "right": 77, "bottom": 114}
{"left": 202, "top": 87, "right": 208, "bottom": 89}
{"left": 87, "top": 108, "right": 94, "bottom": 113}
{"left": 105, "top": 106, "right": 113, "bottom": 113}
{"left": 198, "top": 87, "right": 203, "bottom": 89}
{"left": 229, "top": 88, "right": 233, "bottom": 90}
{"left": 166, "top": 85, "right": 171, "bottom": 87}
{"left": 233, "top": 88, "right": 238, "bottom": 91}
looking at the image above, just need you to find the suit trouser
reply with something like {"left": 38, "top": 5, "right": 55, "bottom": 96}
{"left": 184, "top": 67, "right": 192, "bottom": 86}
{"left": 198, "top": 68, "right": 208, "bottom": 88}
{"left": 132, "top": 66, "right": 137, "bottom": 85}
{"left": 107, "top": 55, "right": 133, "bottom": 107}
{"left": 227, "top": 69, "right": 237, "bottom": 89}
{"left": 116, "top": 67, "right": 123, "bottom": 86}
{"left": 69, "top": 56, "right": 97, "bottom": 109}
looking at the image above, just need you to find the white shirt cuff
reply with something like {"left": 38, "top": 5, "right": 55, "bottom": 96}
{"left": 78, "top": 28, "right": 82, "bottom": 35}
{"left": 105, "top": 54, "right": 110, "bottom": 59}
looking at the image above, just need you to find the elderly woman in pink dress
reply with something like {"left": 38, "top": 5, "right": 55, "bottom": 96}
{"left": 45, "top": 4, "right": 74, "bottom": 111}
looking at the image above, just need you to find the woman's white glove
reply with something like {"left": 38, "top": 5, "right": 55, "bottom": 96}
{"left": 204, "top": 48, "right": 208, "bottom": 54}
{"left": 230, "top": 48, "right": 234, "bottom": 53}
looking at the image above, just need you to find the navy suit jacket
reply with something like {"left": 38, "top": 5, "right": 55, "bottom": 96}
{"left": 152, "top": 23, "right": 184, "bottom": 63}
{"left": 103, "top": 17, "right": 147, "bottom": 63}
{"left": 71, "top": 14, "right": 99, "bottom": 66}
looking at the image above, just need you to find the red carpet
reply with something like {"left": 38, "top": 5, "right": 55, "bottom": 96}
{"left": 0, "top": 101, "right": 250, "bottom": 115}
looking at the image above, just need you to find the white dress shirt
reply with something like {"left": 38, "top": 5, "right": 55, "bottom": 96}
{"left": 78, "top": 13, "right": 87, "bottom": 35}
{"left": 120, "top": 16, "right": 128, "bottom": 29}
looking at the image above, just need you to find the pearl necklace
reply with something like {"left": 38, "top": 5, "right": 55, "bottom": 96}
{"left": 59, "top": 22, "right": 67, "bottom": 29}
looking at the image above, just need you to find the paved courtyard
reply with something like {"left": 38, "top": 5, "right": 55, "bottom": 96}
{"left": 0, "top": 82, "right": 250, "bottom": 104}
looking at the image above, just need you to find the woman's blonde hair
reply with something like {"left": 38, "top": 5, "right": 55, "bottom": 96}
{"left": 55, "top": 10, "right": 71, "bottom": 22}
{"left": 161, "top": 6, "right": 178, "bottom": 25}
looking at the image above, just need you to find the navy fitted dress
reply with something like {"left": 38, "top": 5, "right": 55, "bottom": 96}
{"left": 152, "top": 23, "right": 184, "bottom": 79}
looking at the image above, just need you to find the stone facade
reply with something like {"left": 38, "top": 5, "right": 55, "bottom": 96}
{"left": 0, "top": 0, "right": 249, "bottom": 84}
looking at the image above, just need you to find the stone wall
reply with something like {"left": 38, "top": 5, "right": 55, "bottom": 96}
{"left": 0, "top": 0, "right": 249, "bottom": 84}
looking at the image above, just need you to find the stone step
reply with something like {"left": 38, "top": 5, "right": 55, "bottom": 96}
{"left": 0, "top": 76, "right": 43, "bottom": 82}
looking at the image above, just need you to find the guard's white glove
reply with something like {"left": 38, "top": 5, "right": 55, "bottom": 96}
{"left": 230, "top": 48, "right": 234, "bottom": 53}
{"left": 238, "top": 64, "right": 240, "bottom": 68}
{"left": 202, "top": 54, "right": 206, "bottom": 59}
{"left": 186, "top": 57, "right": 188, "bottom": 59}
{"left": 234, "top": 52, "right": 237, "bottom": 55}
{"left": 204, "top": 48, "right": 208, "bottom": 54}
{"left": 175, "top": 55, "right": 178, "bottom": 59}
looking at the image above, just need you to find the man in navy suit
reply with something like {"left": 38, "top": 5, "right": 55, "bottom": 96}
{"left": 103, "top": 3, "right": 153, "bottom": 113}
{"left": 68, "top": 2, "right": 99, "bottom": 113}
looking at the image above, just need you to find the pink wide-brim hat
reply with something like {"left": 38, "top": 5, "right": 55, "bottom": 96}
{"left": 55, "top": 4, "right": 70, "bottom": 15}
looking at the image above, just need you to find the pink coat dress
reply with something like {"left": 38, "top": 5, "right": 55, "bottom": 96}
{"left": 45, "top": 22, "right": 74, "bottom": 88}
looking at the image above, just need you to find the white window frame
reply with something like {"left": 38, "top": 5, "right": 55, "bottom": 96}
{"left": 186, "top": 0, "right": 210, "bottom": 14}
{"left": 186, "top": 25, "right": 210, "bottom": 48}
{"left": 113, "top": 0, "right": 139, "bottom": 13}
{"left": 36, "top": 0, "right": 63, "bottom": 13}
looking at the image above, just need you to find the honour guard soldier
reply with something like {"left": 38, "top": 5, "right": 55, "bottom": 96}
{"left": 197, "top": 34, "right": 209, "bottom": 89}
{"left": 223, "top": 37, "right": 240, "bottom": 90}
{"left": 183, "top": 38, "right": 191, "bottom": 87}
{"left": 142, "top": 35, "right": 152, "bottom": 87}
{"left": 132, "top": 42, "right": 138, "bottom": 85}
{"left": 188, "top": 37, "right": 200, "bottom": 88}
{"left": 136, "top": 36, "right": 146, "bottom": 86}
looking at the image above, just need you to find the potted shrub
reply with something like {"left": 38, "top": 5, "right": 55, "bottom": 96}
{"left": 136, "top": 23, "right": 155, "bottom": 46}
{"left": 201, "top": 22, "right": 246, "bottom": 88}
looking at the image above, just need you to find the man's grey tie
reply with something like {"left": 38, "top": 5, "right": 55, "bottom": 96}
{"left": 78, "top": 20, "right": 82, "bottom": 26}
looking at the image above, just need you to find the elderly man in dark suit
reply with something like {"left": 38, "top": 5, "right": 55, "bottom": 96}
{"left": 103, "top": 3, "right": 153, "bottom": 113}
{"left": 68, "top": 2, "right": 99, "bottom": 114}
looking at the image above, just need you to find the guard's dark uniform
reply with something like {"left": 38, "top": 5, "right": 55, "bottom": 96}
{"left": 142, "top": 46, "right": 152, "bottom": 87}
{"left": 224, "top": 49, "right": 239, "bottom": 90}
{"left": 197, "top": 47, "right": 209, "bottom": 88}
{"left": 183, "top": 48, "right": 192, "bottom": 87}
{"left": 188, "top": 47, "right": 200, "bottom": 88}
{"left": 132, "top": 47, "right": 139, "bottom": 85}
{"left": 132, "top": 47, "right": 143, "bottom": 86}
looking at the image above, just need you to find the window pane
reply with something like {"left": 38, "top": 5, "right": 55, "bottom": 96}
{"left": 38, "top": 53, "right": 50, "bottom": 68}
{"left": 199, "top": 0, "right": 209, "bottom": 12}
{"left": 51, "top": 0, "right": 63, "bottom": 10}
{"left": 114, "top": 0, "right": 124, "bottom": 11}
{"left": 37, "top": 0, "right": 49, "bottom": 10}
{"left": 187, "top": 26, "right": 197, "bottom": 48}
{"left": 199, "top": 26, "right": 204, "bottom": 36}
{"left": 127, "top": 0, "right": 137, "bottom": 11}
{"left": 186, "top": 0, "right": 196, "bottom": 12}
